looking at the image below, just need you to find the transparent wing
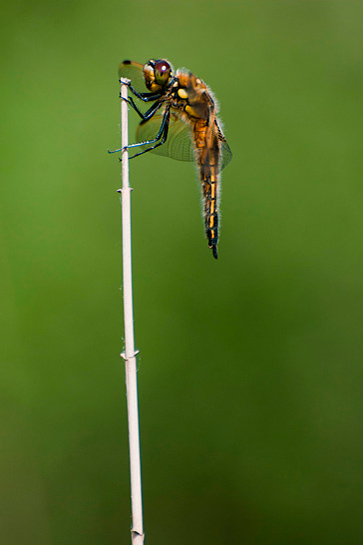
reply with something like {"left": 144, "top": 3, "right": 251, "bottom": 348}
{"left": 136, "top": 112, "right": 233, "bottom": 170}
{"left": 219, "top": 139, "right": 233, "bottom": 170}
{"left": 136, "top": 113, "right": 195, "bottom": 162}
{"left": 214, "top": 120, "right": 233, "bottom": 170}
{"left": 119, "top": 60, "right": 148, "bottom": 93}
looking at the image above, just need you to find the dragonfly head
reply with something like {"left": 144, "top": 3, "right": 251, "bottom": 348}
{"left": 144, "top": 59, "right": 173, "bottom": 92}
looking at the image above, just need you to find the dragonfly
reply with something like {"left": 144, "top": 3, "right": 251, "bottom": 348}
{"left": 110, "top": 59, "right": 232, "bottom": 259}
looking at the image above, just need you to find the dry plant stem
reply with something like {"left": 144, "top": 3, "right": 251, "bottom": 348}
{"left": 119, "top": 78, "right": 144, "bottom": 545}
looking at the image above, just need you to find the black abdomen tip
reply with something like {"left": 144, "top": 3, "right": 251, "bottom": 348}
{"left": 212, "top": 246, "right": 218, "bottom": 259}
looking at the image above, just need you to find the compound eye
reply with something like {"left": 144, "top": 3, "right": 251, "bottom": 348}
{"left": 154, "top": 59, "right": 172, "bottom": 86}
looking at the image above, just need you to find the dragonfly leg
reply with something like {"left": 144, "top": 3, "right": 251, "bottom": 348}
{"left": 107, "top": 103, "right": 167, "bottom": 155}
{"left": 122, "top": 96, "right": 163, "bottom": 121}
{"left": 126, "top": 106, "right": 170, "bottom": 150}
{"left": 117, "top": 109, "right": 170, "bottom": 161}
{"left": 123, "top": 81, "right": 163, "bottom": 102}
{"left": 127, "top": 111, "right": 171, "bottom": 160}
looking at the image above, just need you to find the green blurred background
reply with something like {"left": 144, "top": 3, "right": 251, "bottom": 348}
{"left": 1, "top": 1, "right": 362, "bottom": 544}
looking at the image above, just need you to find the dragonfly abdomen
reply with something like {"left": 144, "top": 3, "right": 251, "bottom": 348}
{"left": 202, "top": 169, "right": 219, "bottom": 259}
{"left": 194, "top": 122, "right": 221, "bottom": 259}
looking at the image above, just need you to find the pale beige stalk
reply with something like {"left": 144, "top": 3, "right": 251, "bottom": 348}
{"left": 119, "top": 78, "right": 144, "bottom": 545}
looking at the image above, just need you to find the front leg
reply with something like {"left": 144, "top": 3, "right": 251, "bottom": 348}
{"left": 121, "top": 80, "right": 163, "bottom": 102}
{"left": 122, "top": 96, "right": 163, "bottom": 121}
